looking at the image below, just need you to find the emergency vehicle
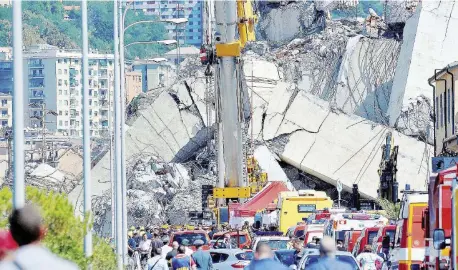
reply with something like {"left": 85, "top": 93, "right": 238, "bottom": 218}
{"left": 276, "top": 190, "right": 333, "bottom": 233}
{"left": 344, "top": 230, "right": 362, "bottom": 253}
{"left": 390, "top": 190, "right": 428, "bottom": 270}
{"left": 423, "top": 167, "right": 453, "bottom": 270}
{"left": 323, "top": 212, "right": 388, "bottom": 243}
{"left": 351, "top": 226, "right": 381, "bottom": 256}
{"left": 371, "top": 224, "right": 396, "bottom": 253}
{"left": 303, "top": 224, "right": 325, "bottom": 245}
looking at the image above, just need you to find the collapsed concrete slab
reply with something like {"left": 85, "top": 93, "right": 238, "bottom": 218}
{"left": 69, "top": 85, "right": 206, "bottom": 216}
{"left": 247, "top": 58, "right": 430, "bottom": 199}
{"left": 388, "top": 1, "right": 458, "bottom": 126}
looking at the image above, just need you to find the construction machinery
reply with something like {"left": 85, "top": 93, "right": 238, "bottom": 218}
{"left": 378, "top": 131, "right": 399, "bottom": 203}
{"left": 200, "top": 0, "right": 267, "bottom": 227}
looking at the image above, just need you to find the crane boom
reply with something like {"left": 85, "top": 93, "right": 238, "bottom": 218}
{"left": 212, "top": 0, "right": 257, "bottom": 202}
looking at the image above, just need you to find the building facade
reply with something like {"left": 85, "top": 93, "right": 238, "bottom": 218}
{"left": 125, "top": 71, "right": 143, "bottom": 104}
{"left": 0, "top": 93, "right": 12, "bottom": 127}
{"left": 133, "top": 58, "right": 174, "bottom": 93}
{"left": 23, "top": 44, "right": 114, "bottom": 138}
{"left": 429, "top": 62, "right": 458, "bottom": 156}
{"left": 132, "top": 0, "right": 203, "bottom": 47}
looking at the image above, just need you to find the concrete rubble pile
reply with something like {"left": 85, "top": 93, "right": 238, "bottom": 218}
{"left": 254, "top": 17, "right": 401, "bottom": 125}
{"left": 71, "top": 66, "right": 218, "bottom": 231}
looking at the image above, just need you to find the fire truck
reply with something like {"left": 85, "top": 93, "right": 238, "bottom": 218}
{"left": 422, "top": 167, "right": 453, "bottom": 270}
{"left": 323, "top": 212, "right": 388, "bottom": 243}
{"left": 389, "top": 189, "right": 428, "bottom": 270}
{"left": 431, "top": 164, "right": 458, "bottom": 270}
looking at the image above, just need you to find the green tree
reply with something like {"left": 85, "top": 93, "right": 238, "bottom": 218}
{"left": 376, "top": 198, "right": 401, "bottom": 220}
{"left": 0, "top": 186, "right": 117, "bottom": 270}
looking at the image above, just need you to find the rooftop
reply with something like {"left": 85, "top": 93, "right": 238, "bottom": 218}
{"left": 165, "top": 46, "right": 199, "bottom": 56}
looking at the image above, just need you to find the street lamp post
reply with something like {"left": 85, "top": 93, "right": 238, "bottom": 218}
{"left": 118, "top": 4, "right": 181, "bottom": 263}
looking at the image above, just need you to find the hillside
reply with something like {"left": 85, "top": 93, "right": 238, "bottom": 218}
{"left": 0, "top": 1, "right": 168, "bottom": 59}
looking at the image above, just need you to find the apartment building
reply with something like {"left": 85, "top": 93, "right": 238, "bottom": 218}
{"left": 125, "top": 71, "right": 143, "bottom": 104}
{"left": 429, "top": 62, "right": 458, "bottom": 156}
{"left": 23, "top": 44, "right": 114, "bottom": 138}
{"left": 132, "top": 0, "right": 203, "bottom": 47}
{"left": 133, "top": 58, "right": 174, "bottom": 93}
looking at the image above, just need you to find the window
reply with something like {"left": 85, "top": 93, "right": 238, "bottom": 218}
{"left": 1, "top": 120, "right": 7, "bottom": 127}
{"left": 58, "top": 79, "right": 63, "bottom": 86}
{"left": 94, "top": 111, "right": 98, "bottom": 117}
{"left": 65, "top": 111, "right": 69, "bottom": 116}
{"left": 94, "top": 101, "right": 98, "bottom": 106}
{"left": 440, "top": 94, "right": 444, "bottom": 127}
{"left": 59, "top": 120, "right": 63, "bottom": 126}
{"left": 189, "top": 29, "right": 193, "bottom": 32}
{"left": 1, "top": 100, "right": 6, "bottom": 106}
{"left": 64, "top": 59, "right": 68, "bottom": 64}
{"left": 64, "top": 100, "right": 68, "bottom": 106}
{"left": 1, "top": 110, "right": 7, "bottom": 116}
{"left": 189, "top": 22, "right": 193, "bottom": 25}
{"left": 89, "top": 100, "right": 92, "bottom": 105}
{"left": 65, "top": 121, "right": 68, "bottom": 126}
{"left": 89, "top": 110, "right": 92, "bottom": 116}
{"left": 297, "top": 204, "right": 316, "bottom": 213}
{"left": 64, "top": 80, "right": 68, "bottom": 86}
{"left": 189, "top": 14, "right": 193, "bottom": 18}
{"left": 58, "top": 69, "right": 62, "bottom": 75}
{"left": 453, "top": 87, "right": 456, "bottom": 134}
{"left": 64, "top": 69, "right": 68, "bottom": 75}
{"left": 59, "top": 90, "right": 62, "bottom": 95}
{"left": 448, "top": 89, "right": 451, "bottom": 123}
{"left": 436, "top": 96, "right": 439, "bottom": 129}
{"left": 58, "top": 59, "right": 62, "bottom": 64}
{"left": 59, "top": 111, "right": 62, "bottom": 116}
{"left": 64, "top": 90, "right": 68, "bottom": 95}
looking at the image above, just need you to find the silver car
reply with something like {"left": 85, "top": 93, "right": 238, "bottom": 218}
{"left": 209, "top": 249, "right": 253, "bottom": 270}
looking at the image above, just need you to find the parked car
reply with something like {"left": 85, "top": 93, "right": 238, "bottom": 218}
{"left": 169, "top": 230, "right": 211, "bottom": 251}
{"left": 209, "top": 249, "right": 253, "bottom": 270}
{"left": 298, "top": 249, "right": 360, "bottom": 270}
{"left": 252, "top": 236, "right": 290, "bottom": 251}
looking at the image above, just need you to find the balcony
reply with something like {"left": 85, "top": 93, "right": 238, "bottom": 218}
{"left": 28, "top": 63, "right": 44, "bottom": 68}
{"left": 29, "top": 85, "right": 45, "bottom": 90}
{"left": 29, "top": 73, "right": 45, "bottom": 79}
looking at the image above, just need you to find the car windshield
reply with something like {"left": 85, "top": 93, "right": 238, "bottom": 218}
{"left": 173, "top": 233, "right": 207, "bottom": 245}
{"left": 368, "top": 231, "right": 378, "bottom": 244}
{"left": 304, "top": 255, "right": 358, "bottom": 270}
{"left": 213, "top": 234, "right": 247, "bottom": 244}
{"left": 275, "top": 251, "right": 296, "bottom": 266}
{"left": 295, "top": 230, "right": 304, "bottom": 238}
{"left": 261, "top": 240, "right": 289, "bottom": 250}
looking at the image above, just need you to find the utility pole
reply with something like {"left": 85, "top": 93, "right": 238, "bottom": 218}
{"left": 81, "top": 0, "right": 92, "bottom": 264}
{"left": 118, "top": 0, "right": 128, "bottom": 264}
{"left": 12, "top": 0, "right": 25, "bottom": 209}
{"left": 113, "top": 0, "right": 124, "bottom": 268}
